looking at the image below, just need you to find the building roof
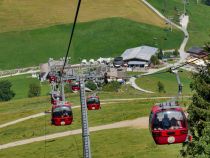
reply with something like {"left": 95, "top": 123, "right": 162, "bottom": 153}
{"left": 187, "top": 46, "right": 204, "bottom": 54}
{"left": 121, "top": 46, "right": 158, "bottom": 61}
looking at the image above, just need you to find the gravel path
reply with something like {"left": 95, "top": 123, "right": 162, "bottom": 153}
{"left": 0, "top": 117, "right": 148, "bottom": 150}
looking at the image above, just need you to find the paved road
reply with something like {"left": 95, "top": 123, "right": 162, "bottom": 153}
{"left": 0, "top": 117, "right": 148, "bottom": 150}
{"left": 129, "top": 77, "right": 154, "bottom": 93}
{"left": 142, "top": 0, "right": 189, "bottom": 63}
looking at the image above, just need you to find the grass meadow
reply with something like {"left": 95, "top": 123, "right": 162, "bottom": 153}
{"left": 0, "top": 0, "right": 166, "bottom": 33}
{"left": 147, "top": 0, "right": 210, "bottom": 48}
{"left": 0, "top": 97, "right": 191, "bottom": 145}
{"left": 0, "top": 74, "right": 50, "bottom": 99}
{"left": 0, "top": 18, "right": 183, "bottom": 70}
{"left": 0, "top": 128, "right": 181, "bottom": 158}
{"left": 136, "top": 69, "right": 193, "bottom": 95}
{"left": 0, "top": 100, "right": 153, "bottom": 144}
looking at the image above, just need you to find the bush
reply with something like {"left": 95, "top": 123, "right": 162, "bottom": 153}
{"left": 157, "top": 81, "right": 165, "bottom": 93}
{"left": 0, "top": 80, "right": 15, "bottom": 101}
{"left": 102, "top": 81, "right": 121, "bottom": 92}
{"left": 85, "top": 80, "right": 97, "bottom": 90}
{"left": 28, "top": 83, "right": 41, "bottom": 97}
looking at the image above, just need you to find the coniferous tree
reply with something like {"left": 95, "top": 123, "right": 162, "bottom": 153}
{"left": 157, "top": 49, "right": 164, "bottom": 59}
{"left": 181, "top": 46, "right": 210, "bottom": 157}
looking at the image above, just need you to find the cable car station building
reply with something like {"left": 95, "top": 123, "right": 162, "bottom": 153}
{"left": 121, "top": 45, "right": 158, "bottom": 67}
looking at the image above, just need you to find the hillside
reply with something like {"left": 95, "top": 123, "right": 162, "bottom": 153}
{"left": 147, "top": 0, "right": 210, "bottom": 48}
{"left": 0, "top": 0, "right": 166, "bottom": 33}
{"left": 0, "top": 95, "right": 188, "bottom": 157}
{"left": 0, "top": 18, "right": 183, "bottom": 70}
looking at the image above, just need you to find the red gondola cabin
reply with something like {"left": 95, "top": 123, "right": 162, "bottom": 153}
{"left": 71, "top": 82, "right": 80, "bottom": 91}
{"left": 149, "top": 101, "right": 188, "bottom": 145}
{"left": 86, "top": 96, "right": 101, "bottom": 110}
{"left": 48, "top": 73, "right": 57, "bottom": 83}
{"left": 51, "top": 102, "right": 73, "bottom": 126}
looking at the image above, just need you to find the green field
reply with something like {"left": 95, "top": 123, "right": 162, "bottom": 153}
{"left": 0, "top": 128, "right": 181, "bottom": 158}
{"left": 0, "top": 100, "right": 154, "bottom": 144}
{"left": 147, "top": 0, "right": 210, "bottom": 48}
{"left": 0, "top": 96, "right": 191, "bottom": 144}
{"left": 0, "top": 96, "right": 50, "bottom": 125}
{"left": 0, "top": 0, "right": 165, "bottom": 33}
{"left": 0, "top": 74, "right": 50, "bottom": 99}
{"left": 0, "top": 18, "right": 183, "bottom": 70}
{"left": 136, "top": 69, "right": 193, "bottom": 95}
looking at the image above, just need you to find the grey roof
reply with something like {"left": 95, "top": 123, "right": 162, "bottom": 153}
{"left": 128, "top": 61, "right": 147, "bottom": 65}
{"left": 187, "top": 46, "right": 204, "bottom": 54}
{"left": 121, "top": 46, "right": 158, "bottom": 61}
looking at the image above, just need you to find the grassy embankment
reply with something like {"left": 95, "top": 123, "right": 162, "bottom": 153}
{"left": 147, "top": 0, "right": 210, "bottom": 48}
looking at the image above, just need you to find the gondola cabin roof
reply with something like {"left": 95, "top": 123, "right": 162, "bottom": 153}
{"left": 151, "top": 101, "right": 182, "bottom": 113}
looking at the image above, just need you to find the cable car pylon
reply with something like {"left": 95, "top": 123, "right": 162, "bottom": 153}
{"left": 79, "top": 76, "right": 91, "bottom": 158}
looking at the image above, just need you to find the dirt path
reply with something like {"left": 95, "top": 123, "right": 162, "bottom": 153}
{"left": 0, "top": 113, "right": 46, "bottom": 129}
{"left": 0, "top": 117, "right": 148, "bottom": 150}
